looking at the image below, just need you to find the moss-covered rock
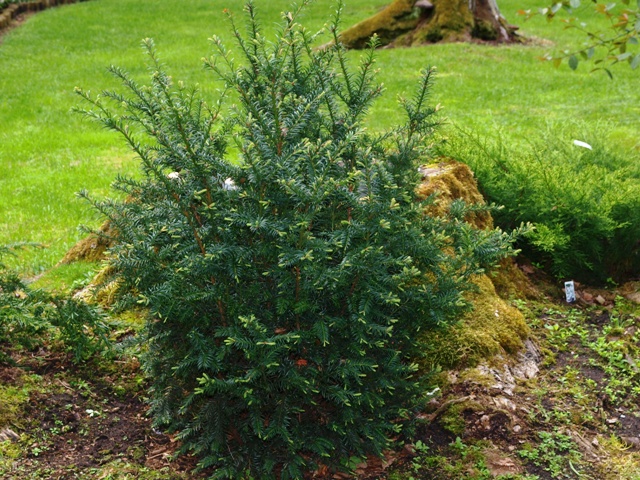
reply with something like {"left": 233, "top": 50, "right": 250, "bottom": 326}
{"left": 72, "top": 265, "right": 122, "bottom": 307}
{"left": 60, "top": 220, "right": 115, "bottom": 265}
{"left": 415, "top": 160, "right": 531, "bottom": 370}
{"left": 419, "top": 274, "right": 529, "bottom": 370}
{"left": 417, "top": 160, "right": 492, "bottom": 230}
{"left": 490, "top": 258, "right": 540, "bottom": 301}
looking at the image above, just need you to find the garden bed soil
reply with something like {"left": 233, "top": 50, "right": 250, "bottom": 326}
{"left": 0, "top": 0, "right": 86, "bottom": 33}
{"left": 0, "top": 350, "right": 211, "bottom": 479}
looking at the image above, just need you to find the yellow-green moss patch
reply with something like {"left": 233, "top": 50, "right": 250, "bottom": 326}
{"left": 419, "top": 274, "right": 529, "bottom": 370}
{"left": 490, "top": 258, "right": 540, "bottom": 301}
{"left": 59, "top": 220, "right": 115, "bottom": 265}
{"left": 339, "top": 0, "right": 418, "bottom": 48}
{"left": 598, "top": 435, "right": 640, "bottom": 480}
{"left": 417, "top": 160, "right": 493, "bottom": 230}
{"left": 0, "top": 373, "right": 41, "bottom": 429}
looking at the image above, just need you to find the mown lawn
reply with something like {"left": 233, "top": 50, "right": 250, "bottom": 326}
{"left": 1, "top": 0, "right": 638, "bottom": 274}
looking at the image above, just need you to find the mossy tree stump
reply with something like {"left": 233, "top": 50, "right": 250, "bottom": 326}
{"left": 415, "top": 160, "right": 536, "bottom": 370}
{"left": 340, "top": 0, "right": 519, "bottom": 49}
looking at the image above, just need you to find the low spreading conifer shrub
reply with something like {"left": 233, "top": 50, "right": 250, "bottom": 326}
{"left": 0, "top": 246, "right": 49, "bottom": 359}
{"left": 0, "top": 245, "right": 109, "bottom": 363}
{"left": 444, "top": 128, "right": 640, "bottom": 283}
{"left": 76, "top": 2, "right": 519, "bottom": 477}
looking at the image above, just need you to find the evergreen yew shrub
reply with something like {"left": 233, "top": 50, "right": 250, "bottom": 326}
{"left": 76, "top": 2, "right": 518, "bottom": 477}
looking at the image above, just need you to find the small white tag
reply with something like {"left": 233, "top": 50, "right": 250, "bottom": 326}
{"left": 564, "top": 280, "right": 576, "bottom": 303}
{"left": 573, "top": 140, "right": 592, "bottom": 150}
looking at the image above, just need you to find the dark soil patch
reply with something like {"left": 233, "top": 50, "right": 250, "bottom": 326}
{"left": 467, "top": 410, "right": 513, "bottom": 443}
{"left": 586, "top": 310, "right": 611, "bottom": 327}
{"left": 0, "top": 364, "right": 24, "bottom": 384}
{"left": 416, "top": 419, "right": 457, "bottom": 448}
{"left": 0, "top": 350, "right": 210, "bottom": 479}
{"left": 579, "top": 364, "right": 606, "bottom": 385}
{"left": 526, "top": 463, "right": 556, "bottom": 480}
{"left": 23, "top": 390, "right": 151, "bottom": 470}
{"left": 608, "top": 404, "right": 640, "bottom": 440}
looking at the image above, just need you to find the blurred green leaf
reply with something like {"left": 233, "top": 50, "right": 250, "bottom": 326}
{"left": 568, "top": 55, "right": 579, "bottom": 70}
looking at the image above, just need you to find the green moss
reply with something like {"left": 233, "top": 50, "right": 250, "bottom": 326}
{"left": 128, "top": 445, "right": 145, "bottom": 461}
{"left": 414, "top": 162, "right": 529, "bottom": 370}
{"left": 417, "top": 160, "right": 492, "bottom": 230}
{"left": 73, "top": 265, "right": 122, "bottom": 307}
{"left": 473, "top": 19, "right": 499, "bottom": 40}
{"left": 458, "top": 367, "right": 497, "bottom": 388}
{"left": 339, "top": 0, "right": 418, "bottom": 49}
{"left": 490, "top": 258, "right": 540, "bottom": 301}
{"left": 431, "top": 0, "right": 473, "bottom": 31}
{"left": 439, "top": 401, "right": 483, "bottom": 435}
{"left": 113, "top": 309, "right": 146, "bottom": 331}
{"left": 409, "top": 0, "right": 474, "bottom": 44}
{"left": 539, "top": 345, "right": 557, "bottom": 367}
{"left": 419, "top": 275, "right": 529, "bottom": 370}
{"left": 599, "top": 436, "right": 640, "bottom": 479}
{"left": 59, "top": 220, "right": 115, "bottom": 265}
{"left": 0, "top": 373, "right": 41, "bottom": 429}
{"left": 0, "top": 439, "right": 21, "bottom": 473}
{"left": 423, "top": 26, "right": 444, "bottom": 43}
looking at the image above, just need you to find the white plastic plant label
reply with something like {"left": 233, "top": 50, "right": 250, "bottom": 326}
{"left": 564, "top": 280, "right": 576, "bottom": 303}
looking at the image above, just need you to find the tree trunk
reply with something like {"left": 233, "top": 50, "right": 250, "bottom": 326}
{"left": 339, "top": 0, "right": 518, "bottom": 49}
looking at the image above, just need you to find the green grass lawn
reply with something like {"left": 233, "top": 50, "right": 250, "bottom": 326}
{"left": 1, "top": 0, "right": 638, "bottom": 275}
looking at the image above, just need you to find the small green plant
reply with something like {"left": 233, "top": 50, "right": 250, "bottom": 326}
{"left": 519, "top": 430, "right": 583, "bottom": 478}
{"left": 75, "top": 1, "right": 520, "bottom": 477}
{"left": 586, "top": 312, "right": 640, "bottom": 405}
{"left": 396, "top": 437, "right": 513, "bottom": 480}
{"left": 47, "top": 295, "right": 110, "bottom": 362}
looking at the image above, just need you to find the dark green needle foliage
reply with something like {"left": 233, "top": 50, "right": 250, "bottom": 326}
{"left": 0, "top": 245, "right": 110, "bottom": 363}
{"left": 0, "top": 245, "right": 50, "bottom": 361}
{"left": 75, "top": 2, "right": 519, "bottom": 477}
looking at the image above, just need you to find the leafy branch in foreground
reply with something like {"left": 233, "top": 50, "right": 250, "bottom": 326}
{"left": 519, "top": 0, "right": 640, "bottom": 74}
{"left": 75, "top": 1, "right": 519, "bottom": 477}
